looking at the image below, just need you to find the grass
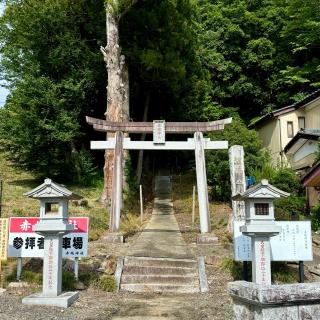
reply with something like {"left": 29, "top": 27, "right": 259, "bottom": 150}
{"left": 0, "top": 152, "right": 108, "bottom": 240}
{"left": 171, "top": 172, "right": 232, "bottom": 243}
{"left": 219, "top": 258, "right": 298, "bottom": 284}
{"left": 219, "top": 257, "right": 244, "bottom": 281}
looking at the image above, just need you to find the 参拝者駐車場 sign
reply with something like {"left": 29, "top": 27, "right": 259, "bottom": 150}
{"left": 8, "top": 217, "right": 89, "bottom": 258}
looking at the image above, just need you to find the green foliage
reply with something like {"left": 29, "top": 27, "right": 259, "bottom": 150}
{"left": 277, "top": 0, "right": 320, "bottom": 96}
{"left": 206, "top": 118, "right": 268, "bottom": 201}
{"left": 17, "top": 270, "right": 42, "bottom": 285}
{"left": 0, "top": 0, "right": 106, "bottom": 179}
{"left": 219, "top": 257, "right": 246, "bottom": 281}
{"left": 251, "top": 165, "right": 306, "bottom": 220}
{"left": 71, "top": 149, "right": 99, "bottom": 186}
{"left": 311, "top": 205, "right": 320, "bottom": 231}
{"left": 270, "top": 167, "right": 303, "bottom": 194}
{"left": 62, "top": 271, "right": 76, "bottom": 291}
{"left": 274, "top": 195, "right": 306, "bottom": 221}
{"left": 92, "top": 275, "right": 116, "bottom": 292}
{"left": 120, "top": 213, "right": 141, "bottom": 237}
{"left": 194, "top": 0, "right": 289, "bottom": 119}
{"left": 271, "top": 262, "right": 297, "bottom": 284}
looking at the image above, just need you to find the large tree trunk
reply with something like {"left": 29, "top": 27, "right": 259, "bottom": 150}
{"left": 100, "top": 3, "right": 129, "bottom": 205}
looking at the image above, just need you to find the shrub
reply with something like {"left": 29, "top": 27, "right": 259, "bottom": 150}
{"left": 62, "top": 271, "right": 76, "bottom": 291}
{"left": 251, "top": 165, "right": 306, "bottom": 220}
{"left": 219, "top": 257, "right": 244, "bottom": 280}
{"left": 206, "top": 118, "right": 269, "bottom": 201}
{"left": 271, "top": 262, "right": 297, "bottom": 283}
{"left": 311, "top": 205, "right": 320, "bottom": 231}
{"left": 274, "top": 195, "right": 306, "bottom": 221}
{"left": 92, "top": 275, "right": 116, "bottom": 292}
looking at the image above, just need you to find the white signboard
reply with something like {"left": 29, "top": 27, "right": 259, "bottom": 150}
{"left": 8, "top": 217, "right": 89, "bottom": 258}
{"left": 234, "top": 220, "right": 313, "bottom": 261}
{"left": 153, "top": 120, "right": 165, "bottom": 144}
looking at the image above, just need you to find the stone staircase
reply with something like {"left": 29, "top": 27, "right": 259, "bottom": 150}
{"left": 120, "top": 256, "right": 201, "bottom": 293}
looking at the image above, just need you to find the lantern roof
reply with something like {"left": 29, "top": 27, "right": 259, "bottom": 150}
{"left": 232, "top": 179, "right": 289, "bottom": 201}
{"left": 25, "top": 178, "right": 82, "bottom": 200}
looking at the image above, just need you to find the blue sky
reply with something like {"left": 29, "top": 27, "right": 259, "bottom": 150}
{"left": 0, "top": 3, "right": 8, "bottom": 107}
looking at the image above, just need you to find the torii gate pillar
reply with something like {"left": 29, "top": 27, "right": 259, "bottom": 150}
{"left": 194, "top": 132, "right": 211, "bottom": 233}
{"left": 109, "top": 131, "right": 123, "bottom": 233}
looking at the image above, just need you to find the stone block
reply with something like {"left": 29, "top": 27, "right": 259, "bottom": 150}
{"left": 102, "top": 233, "right": 124, "bottom": 243}
{"left": 22, "top": 291, "right": 79, "bottom": 308}
{"left": 196, "top": 234, "right": 218, "bottom": 245}
{"left": 228, "top": 281, "right": 320, "bottom": 320}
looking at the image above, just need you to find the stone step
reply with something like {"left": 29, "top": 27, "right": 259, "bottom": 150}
{"left": 122, "top": 265, "right": 198, "bottom": 276}
{"left": 121, "top": 274, "right": 198, "bottom": 285}
{"left": 124, "top": 257, "right": 197, "bottom": 269}
{"left": 121, "top": 283, "right": 199, "bottom": 293}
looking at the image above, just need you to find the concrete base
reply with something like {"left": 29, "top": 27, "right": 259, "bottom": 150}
{"left": 228, "top": 281, "right": 320, "bottom": 320}
{"left": 196, "top": 234, "right": 219, "bottom": 244}
{"left": 22, "top": 291, "right": 79, "bottom": 308}
{"left": 102, "top": 233, "right": 124, "bottom": 243}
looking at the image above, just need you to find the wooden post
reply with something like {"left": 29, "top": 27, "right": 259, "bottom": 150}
{"left": 194, "top": 132, "right": 211, "bottom": 233}
{"left": 192, "top": 185, "right": 196, "bottom": 226}
{"left": 17, "top": 257, "right": 22, "bottom": 281}
{"left": 109, "top": 131, "right": 123, "bottom": 232}
{"left": 0, "top": 179, "right": 3, "bottom": 217}
{"left": 74, "top": 257, "right": 79, "bottom": 281}
{"left": 229, "top": 145, "right": 246, "bottom": 231}
{"left": 140, "top": 185, "right": 143, "bottom": 224}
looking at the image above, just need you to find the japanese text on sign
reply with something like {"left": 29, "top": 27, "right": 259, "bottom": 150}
{"left": 8, "top": 217, "right": 89, "bottom": 258}
{"left": 0, "top": 218, "right": 9, "bottom": 260}
{"left": 233, "top": 220, "right": 313, "bottom": 261}
{"left": 153, "top": 120, "right": 165, "bottom": 144}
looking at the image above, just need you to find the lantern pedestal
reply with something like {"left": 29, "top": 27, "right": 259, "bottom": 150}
{"left": 22, "top": 179, "right": 82, "bottom": 308}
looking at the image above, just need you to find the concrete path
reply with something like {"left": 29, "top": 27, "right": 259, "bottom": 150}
{"left": 128, "top": 176, "right": 194, "bottom": 259}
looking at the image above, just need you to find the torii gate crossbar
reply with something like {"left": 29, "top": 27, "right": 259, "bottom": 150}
{"left": 87, "top": 116, "right": 232, "bottom": 235}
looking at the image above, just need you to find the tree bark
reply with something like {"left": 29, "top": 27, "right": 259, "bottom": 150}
{"left": 100, "top": 2, "right": 129, "bottom": 205}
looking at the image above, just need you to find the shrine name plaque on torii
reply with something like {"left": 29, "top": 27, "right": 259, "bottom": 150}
{"left": 86, "top": 116, "right": 232, "bottom": 237}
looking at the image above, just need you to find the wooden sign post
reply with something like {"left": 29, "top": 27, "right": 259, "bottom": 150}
{"left": 0, "top": 218, "right": 9, "bottom": 287}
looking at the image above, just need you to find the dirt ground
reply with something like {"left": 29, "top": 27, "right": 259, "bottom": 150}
{"left": 0, "top": 173, "right": 235, "bottom": 319}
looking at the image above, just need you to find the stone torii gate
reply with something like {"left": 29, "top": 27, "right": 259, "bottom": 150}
{"left": 86, "top": 116, "right": 232, "bottom": 235}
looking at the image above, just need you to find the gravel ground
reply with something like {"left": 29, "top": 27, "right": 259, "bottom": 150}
{"left": 0, "top": 283, "right": 233, "bottom": 320}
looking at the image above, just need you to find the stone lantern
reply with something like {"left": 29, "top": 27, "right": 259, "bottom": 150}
{"left": 22, "top": 178, "right": 82, "bottom": 308}
{"left": 233, "top": 179, "right": 289, "bottom": 285}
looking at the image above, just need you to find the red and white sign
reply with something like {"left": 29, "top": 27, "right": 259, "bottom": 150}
{"left": 8, "top": 217, "right": 89, "bottom": 258}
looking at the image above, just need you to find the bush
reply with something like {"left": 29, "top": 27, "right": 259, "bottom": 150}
{"left": 206, "top": 118, "right": 269, "bottom": 201}
{"left": 251, "top": 165, "right": 306, "bottom": 220}
{"left": 219, "top": 257, "right": 245, "bottom": 280}
{"left": 311, "top": 205, "right": 320, "bottom": 231}
{"left": 274, "top": 195, "right": 306, "bottom": 221}
{"left": 62, "top": 271, "right": 76, "bottom": 291}
{"left": 271, "top": 262, "right": 297, "bottom": 283}
{"left": 270, "top": 167, "right": 303, "bottom": 194}
{"left": 92, "top": 275, "right": 116, "bottom": 292}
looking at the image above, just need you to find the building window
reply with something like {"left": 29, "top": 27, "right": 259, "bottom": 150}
{"left": 254, "top": 203, "right": 269, "bottom": 216}
{"left": 287, "top": 121, "right": 294, "bottom": 138}
{"left": 298, "top": 117, "right": 305, "bottom": 129}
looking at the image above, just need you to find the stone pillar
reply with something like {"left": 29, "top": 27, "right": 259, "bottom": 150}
{"left": 252, "top": 237, "right": 271, "bottom": 286}
{"left": 194, "top": 131, "right": 211, "bottom": 233}
{"left": 229, "top": 281, "right": 320, "bottom": 320}
{"left": 229, "top": 145, "right": 246, "bottom": 224}
{"left": 43, "top": 236, "right": 62, "bottom": 296}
